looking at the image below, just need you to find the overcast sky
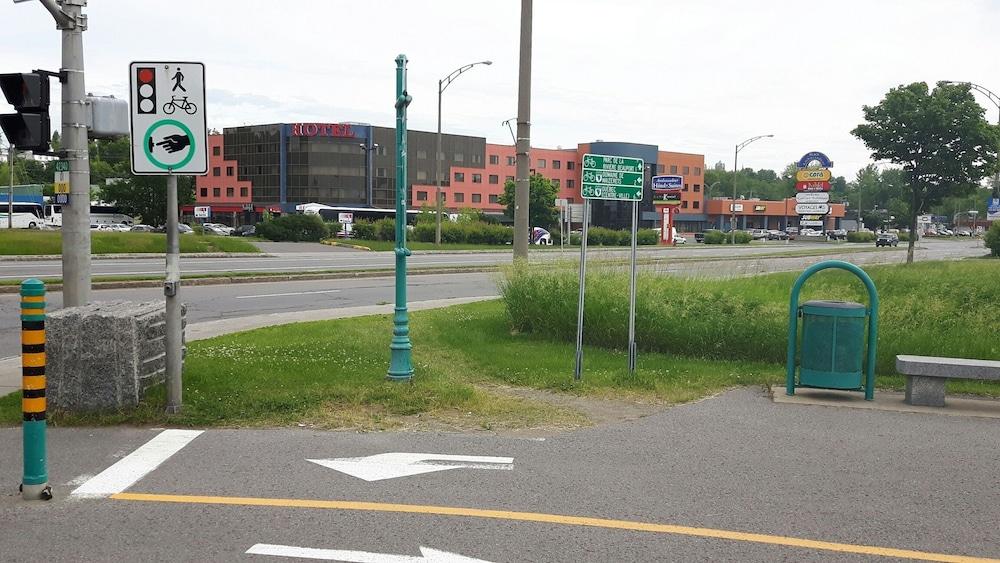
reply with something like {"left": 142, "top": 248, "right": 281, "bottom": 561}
{"left": 3, "top": 0, "right": 1000, "bottom": 180}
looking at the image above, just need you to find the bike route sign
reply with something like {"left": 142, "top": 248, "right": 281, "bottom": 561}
{"left": 129, "top": 61, "right": 207, "bottom": 175}
{"left": 581, "top": 154, "right": 644, "bottom": 201}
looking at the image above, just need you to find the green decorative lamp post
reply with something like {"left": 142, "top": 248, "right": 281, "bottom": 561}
{"left": 388, "top": 54, "right": 414, "bottom": 381}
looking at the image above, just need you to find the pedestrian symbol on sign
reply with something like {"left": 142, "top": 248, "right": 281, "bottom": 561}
{"left": 171, "top": 67, "right": 186, "bottom": 92}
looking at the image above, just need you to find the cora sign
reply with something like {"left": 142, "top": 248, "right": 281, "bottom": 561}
{"left": 291, "top": 123, "right": 356, "bottom": 138}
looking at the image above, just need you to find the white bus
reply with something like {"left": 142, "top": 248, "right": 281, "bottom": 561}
{"left": 0, "top": 202, "right": 45, "bottom": 229}
{"left": 43, "top": 202, "right": 134, "bottom": 228}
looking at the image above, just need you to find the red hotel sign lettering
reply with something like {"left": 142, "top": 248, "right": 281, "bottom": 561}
{"left": 291, "top": 123, "right": 356, "bottom": 138}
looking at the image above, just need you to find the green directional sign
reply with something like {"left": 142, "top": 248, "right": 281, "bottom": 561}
{"left": 581, "top": 153, "right": 644, "bottom": 201}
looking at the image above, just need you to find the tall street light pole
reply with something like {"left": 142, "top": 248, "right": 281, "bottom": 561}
{"left": 435, "top": 60, "right": 492, "bottom": 245}
{"left": 942, "top": 81, "right": 1000, "bottom": 199}
{"left": 513, "top": 0, "right": 533, "bottom": 260}
{"left": 359, "top": 142, "right": 379, "bottom": 207}
{"left": 388, "top": 54, "right": 413, "bottom": 382}
{"left": 732, "top": 134, "right": 773, "bottom": 244}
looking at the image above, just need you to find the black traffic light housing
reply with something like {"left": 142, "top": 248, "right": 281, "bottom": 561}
{"left": 0, "top": 71, "right": 53, "bottom": 153}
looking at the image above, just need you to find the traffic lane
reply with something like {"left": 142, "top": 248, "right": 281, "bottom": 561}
{"left": 122, "top": 390, "right": 1000, "bottom": 560}
{"left": 0, "top": 273, "right": 499, "bottom": 357}
{"left": 0, "top": 499, "right": 870, "bottom": 562}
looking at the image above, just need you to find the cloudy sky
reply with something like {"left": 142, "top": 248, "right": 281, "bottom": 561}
{"left": 3, "top": 0, "right": 999, "bottom": 179}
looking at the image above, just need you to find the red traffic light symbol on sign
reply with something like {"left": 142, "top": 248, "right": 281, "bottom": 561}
{"left": 135, "top": 67, "right": 157, "bottom": 114}
{"left": 796, "top": 181, "right": 830, "bottom": 192}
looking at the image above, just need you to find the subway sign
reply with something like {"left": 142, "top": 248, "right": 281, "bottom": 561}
{"left": 291, "top": 122, "right": 356, "bottom": 138}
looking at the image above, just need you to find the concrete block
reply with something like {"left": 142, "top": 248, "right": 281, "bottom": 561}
{"left": 905, "top": 375, "right": 947, "bottom": 407}
{"left": 47, "top": 301, "right": 185, "bottom": 412}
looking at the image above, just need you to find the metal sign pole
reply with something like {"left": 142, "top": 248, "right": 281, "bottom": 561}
{"left": 628, "top": 200, "right": 638, "bottom": 375}
{"left": 573, "top": 199, "right": 590, "bottom": 381}
{"left": 164, "top": 170, "right": 182, "bottom": 413}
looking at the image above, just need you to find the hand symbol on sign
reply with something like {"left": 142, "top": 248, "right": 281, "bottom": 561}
{"left": 156, "top": 134, "right": 191, "bottom": 154}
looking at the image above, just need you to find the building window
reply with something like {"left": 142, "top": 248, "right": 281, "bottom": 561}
{"left": 240, "top": 187, "right": 248, "bottom": 197}
{"left": 472, "top": 154, "right": 482, "bottom": 164}
{"left": 489, "top": 154, "right": 499, "bottom": 165}
{"left": 683, "top": 184, "right": 689, "bottom": 191}
{"left": 200, "top": 188, "right": 207, "bottom": 197}
{"left": 537, "top": 158, "right": 546, "bottom": 168}
{"left": 472, "top": 193, "right": 482, "bottom": 203}
{"left": 695, "top": 167, "right": 702, "bottom": 175}
{"left": 454, "top": 193, "right": 465, "bottom": 203}
{"left": 454, "top": 172, "right": 465, "bottom": 182}
{"left": 683, "top": 166, "right": 690, "bottom": 175}
{"left": 553, "top": 160, "right": 561, "bottom": 169}
{"left": 454, "top": 153, "right": 464, "bottom": 162}
{"left": 693, "top": 200, "right": 700, "bottom": 209}
{"left": 417, "top": 191, "right": 428, "bottom": 201}
{"left": 212, "top": 146, "right": 220, "bottom": 156}
{"left": 226, "top": 166, "right": 234, "bottom": 176}
{"left": 657, "top": 164, "right": 665, "bottom": 174}
{"left": 213, "top": 188, "right": 220, "bottom": 197}
{"left": 377, "top": 167, "right": 387, "bottom": 176}
{"left": 505, "top": 176, "right": 514, "bottom": 182}
{"left": 489, "top": 194, "right": 499, "bottom": 204}
{"left": 440, "top": 193, "right": 447, "bottom": 202}
{"left": 212, "top": 167, "right": 221, "bottom": 176}
{"left": 694, "top": 184, "right": 701, "bottom": 192}
{"left": 553, "top": 179, "right": 561, "bottom": 188}
{"left": 488, "top": 174, "right": 499, "bottom": 184}
{"left": 507, "top": 156, "right": 516, "bottom": 166}
{"left": 567, "top": 179, "right": 575, "bottom": 189}
{"left": 682, "top": 200, "right": 689, "bottom": 209}
{"left": 472, "top": 173, "right": 482, "bottom": 183}
{"left": 567, "top": 161, "right": 575, "bottom": 170}
{"left": 670, "top": 165, "right": 677, "bottom": 174}
{"left": 226, "top": 187, "right": 234, "bottom": 197}
{"left": 417, "top": 150, "right": 427, "bottom": 159}
{"left": 416, "top": 170, "right": 427, "bottom": 180}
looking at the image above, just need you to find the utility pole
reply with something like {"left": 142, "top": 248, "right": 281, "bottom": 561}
{"left": 513, "top": 0, "right": 532, "bottom": 260}
{"left": 39, "top": 0, "right": 91, "bottom": 306}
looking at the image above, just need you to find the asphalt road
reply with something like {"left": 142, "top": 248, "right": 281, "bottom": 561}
{"left": 1, "top": 238, "right": 984, "bottom": 280}
{"left": 1, "top": 389, "right": 997, "bottom": 562}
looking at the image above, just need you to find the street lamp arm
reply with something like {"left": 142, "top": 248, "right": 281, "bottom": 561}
{"left": 942, "top": 81, "right": 1000, "bottom": 110}
{"left": 440, "top": 61, "right": 493, "bottom": 94}
{"left": 736, "top": 134, "right": 775, "bottom": 154}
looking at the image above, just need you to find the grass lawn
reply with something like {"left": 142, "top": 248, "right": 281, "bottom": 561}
{"left": 0, "top": 230, "right": 260, "bottom": 255}
{"left": 0, "top": 299, "right": 786, "bottom": 430}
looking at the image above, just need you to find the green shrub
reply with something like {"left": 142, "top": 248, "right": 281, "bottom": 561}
{"left": 255, "top": 213, "right": 328, "bottom": 242}
{"left": 374, "top": 218, "right": 396, "bottom": 241}
{"left": 351, "top": 221, "right": 376, "bottom": 240}
{"left": 326, "top": 222, "right": 342, "bottom": 237}
{"left": 637, "top": 229, "right": 658, "bottom": 245}
{"left": 703, "top": 230, "right": 727, "bottom": 244}
{"left": 897, "top": 231, "right": 910, "bottom": 242}
{"left": 846, "top": 231, "right": 875, "bottom": 243}
{"left": 986, "top": 222, "right": 1000, "bottom": 257}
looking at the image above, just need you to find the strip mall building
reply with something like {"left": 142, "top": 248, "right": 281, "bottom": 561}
{"left": 191, "top": 122, "right": 844, "bottom": 232}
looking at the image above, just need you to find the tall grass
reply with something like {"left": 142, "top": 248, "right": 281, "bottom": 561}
{"left": 0, "top": 230, "right": 259, "bottom": 254}
{"left": 501, "top": 260, "right": 1000, "bottom": 374}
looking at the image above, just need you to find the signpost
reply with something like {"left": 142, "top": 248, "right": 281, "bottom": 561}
{"left": 577, "top": 153, "right": 644, "bottom": 379}
{"left": 793, "top": 151, "right": 834, "bottom": 234}
{"left": 129, "top": 61, "right": 207, "bottom": 414}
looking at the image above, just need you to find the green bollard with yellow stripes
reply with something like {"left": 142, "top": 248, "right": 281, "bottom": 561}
{"left": 20, "top": 278, "right": 51, "bottom": 501}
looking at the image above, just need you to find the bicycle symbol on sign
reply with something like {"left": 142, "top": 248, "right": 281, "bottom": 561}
{"left": 163, "top": 96, "right": 198, "bottom": 115}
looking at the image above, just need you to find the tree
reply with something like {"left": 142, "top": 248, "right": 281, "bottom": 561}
{"left": 852, "top": 82, "right": 1000, "bottom": 263}
{"left": 101, "top": 175, "right": 195, "bottom": 226}
{"left": 498, "top": 173, "right": 559, "bottom": 230}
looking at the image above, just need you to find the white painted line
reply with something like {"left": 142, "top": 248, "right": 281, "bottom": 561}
{"left": 71, "top": 429, "right": 203, "bottom": 498}
{"left": 235, "top": 289, "right": 341, "bottom": 299}
{"left": 308, "top": 452, "right": 514, "bottom": 482}
{"left": 246, "top": 543, "right": 492, "bottom": 562}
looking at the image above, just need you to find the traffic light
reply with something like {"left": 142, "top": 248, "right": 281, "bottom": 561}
{"left": 134, "top": 66, "right": 156, "bottom": 114}
{"left": 0, "top": 72, "right": 51, "bottom": 153}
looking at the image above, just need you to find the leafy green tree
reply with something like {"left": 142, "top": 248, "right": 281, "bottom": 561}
{"left": 100, "top": 175, "right": 195, "bottom": 226}
{"left": 852, "top": 81, "right": 1000, "bottom": 263}
{"left": 498, "top": 173, "right": 559, "bottom": 229}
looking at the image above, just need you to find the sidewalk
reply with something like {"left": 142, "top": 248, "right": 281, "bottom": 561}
{"left": 0, "top": 295, "right": 498, "bottom": 397}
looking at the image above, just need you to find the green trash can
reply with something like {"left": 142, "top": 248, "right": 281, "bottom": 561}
{"left": 799, "top": 300, "right": 867, "bottom": 389}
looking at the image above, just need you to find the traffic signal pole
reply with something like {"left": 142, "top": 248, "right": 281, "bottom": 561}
{"left": 41, "top": 0, "right": 91, "bottom": 307}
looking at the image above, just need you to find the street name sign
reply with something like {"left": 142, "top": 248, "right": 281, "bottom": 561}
{"left": 795, "top": 203, "right": 830, "bottom": 215}
{"left": 651, "top": 175, "right": 682, "bottom": 191}
{"left": 581, "top": 153, "right": 644, "bottom": 201}
{"left": 796, "top": 192, "right": 830, "bottom": 204}
{"left": 129, "top": 61, "right": 207, "bottom": 175}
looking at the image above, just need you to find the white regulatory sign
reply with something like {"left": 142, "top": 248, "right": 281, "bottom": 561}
{"left": 194, "top": 206, "right": 211, "bottom": 218}
{"left": 129, "top": 62, "right": 207, "bottom": 175}
{"left": 795, "top": 203, "right": 830, "bottom": 215}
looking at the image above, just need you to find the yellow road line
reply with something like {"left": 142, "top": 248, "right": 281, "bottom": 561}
{"left": 110, "top": 492, "right": 998, "bottom": 563}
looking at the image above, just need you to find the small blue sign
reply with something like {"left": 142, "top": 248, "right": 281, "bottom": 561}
{"left": 796, "top": 151, "right": 833, "bottom": 169}
{"left": 652, "top": 175, "right": 683, "bottom": 191}
{"left": 988, "top": 197, "right": 1000, "bottom": 213}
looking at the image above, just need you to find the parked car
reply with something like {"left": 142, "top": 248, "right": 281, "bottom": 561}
{"left": 234, "top": 224, "right": 256, "bottom": 237}
{"left": 674, "top": 234, "right": 687, "bottom": 244}
{"left": 130, "top": 224, "right": 155, "bottom": 232}
{"left": 178, "top": 224, "right": 194, "bottom": 235}
{"left": 766, "top": 230, "right": 789, "bottom": 240}
{"left": 750, "top": 228, "right": 768, "bottom": 240}
{"left": 202, "top": 222, "right": 233, "bottom": 236}
{"left": 957, "top": 228, "right": 973, "bottom": 237}
{"left": 785, "top": 226, "right": 799, "bottom": 235}
{"left": 109, "top": 223, "right": 132, "bottom": 232}
{"left": 800, "top": 228, "right": 824, "bottom": 237}
{"left": 531, "top": 227, "right": 552, "bottom": 245}
{"left": 825, "top": 229, "right": 847, "bottom": 240}
{"left": 875, "top": 232, "right": 899, "bottom": 247}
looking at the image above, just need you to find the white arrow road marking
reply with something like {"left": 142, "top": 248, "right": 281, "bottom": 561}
{"left": 307, "top": 452, "right": 514, "bottom": 482}
{"left": 246, "top": 543, "right": 494, "bottom": 563}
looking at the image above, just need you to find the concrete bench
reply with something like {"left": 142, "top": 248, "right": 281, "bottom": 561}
{"left": 896, "top": 355, "right": 1000, "bottom": 407}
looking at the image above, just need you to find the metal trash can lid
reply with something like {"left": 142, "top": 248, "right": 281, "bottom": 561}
{"left": 801, "top": 300, "right": 867, "bottom": 318}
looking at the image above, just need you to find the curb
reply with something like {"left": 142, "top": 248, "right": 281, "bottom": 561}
{"left": 0, "top": 252, "right": 273, "bottom": 262}
{"left": 0, "top": 266, "right": 499, "bottom": 294}
{"left": 320, "top": 240, "right": 373, "bottom": 251}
